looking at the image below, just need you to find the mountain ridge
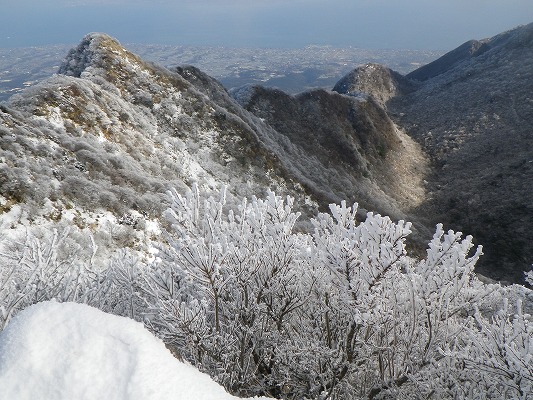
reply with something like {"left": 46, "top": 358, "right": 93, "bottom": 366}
{"left": 232, "top": 84, "right": 428, "bottom": 220}
{"left": 1, "top": 33, "right": 428, "bottom": 262}
{"left": 1, "top": 33, "right": 308, "bottom": 260}
{"left": 407, "top": 23, "right": 533, "bottom": 82}
{"left": 2, "top": 25, "right": 533, "bottom": 283}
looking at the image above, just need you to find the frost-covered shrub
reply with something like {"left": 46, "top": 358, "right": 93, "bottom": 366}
{"left": 0, "top": 166, "right": 33, "bottom": 203}
{"left": 60, "top": 176, "right": 102, "bottom": 209}
{"left": 0, "top": 186, "right": 531, "bottom": 399}
{"left": 0, "top": 227, "right": 96, "bottom": 329}
{"left": 138, "top": 185, "right": 312, "bottom": 398}
{"left": 126, "top": 185, "right": 529, "bottom": 399}
{"left": 0, "top": 224, "right": 142, "bottom": 330}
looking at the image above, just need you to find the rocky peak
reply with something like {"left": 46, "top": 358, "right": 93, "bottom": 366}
{"left": 333, "top": 63, "right": 416, "bottom": 107}
{"left": 59, "top": 33, "right": 138, "bottom": 77}
{"left": 4, "top": 34, "right": 303, "bottom": 226}
{"left": 58, "top": 33, "right": 188, "bottom": 100}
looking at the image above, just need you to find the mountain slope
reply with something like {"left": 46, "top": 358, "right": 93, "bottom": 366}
{"left": 387, "top": 22, "right": 533, "bottom": 283}
{"left": 0, "top": 33, "right": 309, "bottom": 258}
{"left": 232, "top": 84, "right": 428, "bottom": 225}
{"left": 1, "top": 33, "right": 429, "bottom": 259}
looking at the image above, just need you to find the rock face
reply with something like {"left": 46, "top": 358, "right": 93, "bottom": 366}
{"left": 387, "top": 22, "right": 533, "bottom": 283}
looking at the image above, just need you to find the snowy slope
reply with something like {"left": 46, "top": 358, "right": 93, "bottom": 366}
{"left": 0, "top": 301, "right": 268, "bottom": 400}
{"left": 0, "top": 32, "right": 429, "bottom": 268}
{"left": 0, "top": 32, "right": 307, "bottom": 264}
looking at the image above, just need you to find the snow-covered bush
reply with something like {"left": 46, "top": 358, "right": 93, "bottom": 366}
{"left": 128, "top": 185, "right": 529, "bottom": 399}
{"left": 1, "top": 186, "right": 531, "bottom": 399}
{"left": 0, "top": 227, "right": 96, "bottom": 329}
{"left": 0, "top": 224, "right": 133, "bottom": 330}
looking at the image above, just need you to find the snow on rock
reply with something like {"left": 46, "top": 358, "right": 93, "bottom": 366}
{"left": 0, "top": 301, "right": 267, "bottom": 400}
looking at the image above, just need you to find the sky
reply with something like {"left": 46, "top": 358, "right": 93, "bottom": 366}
{"left": 1, "top": 0, "right": 532, "bottom": 50}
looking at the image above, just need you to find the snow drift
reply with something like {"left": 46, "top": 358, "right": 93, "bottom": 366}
{"left": 0, "top": 301, "right": 266, "bottom": 400}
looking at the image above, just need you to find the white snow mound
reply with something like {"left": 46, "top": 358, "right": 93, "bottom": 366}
{"left": 0, "top": 301, "right": 266, "bottom": 400}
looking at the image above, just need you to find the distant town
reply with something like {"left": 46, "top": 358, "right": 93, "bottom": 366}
{"left": 0, "top": 43, "right": 442, "bottom": 101}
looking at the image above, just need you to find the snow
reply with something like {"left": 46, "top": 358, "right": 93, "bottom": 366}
{"left": 0, "top": 301, "right": 267, "bottom": 400}
{"left": 47, "top": 106, "right": 66, "bottom": 130}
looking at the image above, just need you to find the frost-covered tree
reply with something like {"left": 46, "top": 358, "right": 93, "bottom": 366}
{"left": 307, "top": 205, "right": 495, "bottom": 398}
{"left": 137, "top": 185, "right": 314, "bottom": 397}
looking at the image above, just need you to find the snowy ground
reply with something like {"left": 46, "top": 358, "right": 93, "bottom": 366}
{"left": 0, "top": 301, "right": 268, "bottom": 400}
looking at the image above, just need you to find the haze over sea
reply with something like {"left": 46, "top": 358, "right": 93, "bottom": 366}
{"left": 2, "top": 0, "right": 533, "bottom": 50}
